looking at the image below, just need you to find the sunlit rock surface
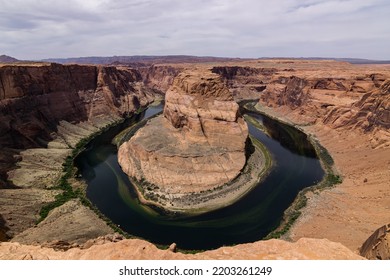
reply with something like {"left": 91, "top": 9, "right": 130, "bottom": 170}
{"left": 118, "top": 70, "right": 248, "bottom": 195}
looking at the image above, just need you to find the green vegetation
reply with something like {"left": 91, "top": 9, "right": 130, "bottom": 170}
{"left": 36, "top": 115, "right": 139, "bottom": 238}
{"left": 264, "top": 136, "right": 342, "bottom": 240}
{"left": 243, "top": 114, "right": 267, "bottom": 133}
{"left": 265, "top": 193, "right": 307, "bottom": 239}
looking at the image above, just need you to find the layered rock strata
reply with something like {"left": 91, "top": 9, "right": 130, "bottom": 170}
{"left": 118, "top": 70, "right": 249, "bottom": 210}
{"left": 0, "top": 63, "right": 156, "bottom": 242}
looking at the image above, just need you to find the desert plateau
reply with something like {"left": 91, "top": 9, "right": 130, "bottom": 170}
{"left": 0, "top": 56, "right": 389, "bottom": 260}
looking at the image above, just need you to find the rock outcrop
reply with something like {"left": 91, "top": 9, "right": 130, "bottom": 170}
{"left": 211, "top": 66, "right": 275, "bottom": 100}
{"left": 118, "top": 70, "right": 249, "bottom": 210}
{"left": 360, "top": 223, "right": 390, "bottom": 260}
{"left": 0, "top": 236, "right": 364, "bottom": 260}
{"left": 324, "top": 79, "right": 390, "bottom": 131}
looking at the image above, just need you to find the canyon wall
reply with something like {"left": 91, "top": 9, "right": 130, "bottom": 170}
{"left": 212, "top": 61, "right": 389, "bottom": 148}
{"left": 212, "top": 66, "right": 275, "bottom": 100}
{"left": 138, "top": 65, "right": 181, "bottom": 94}
{"left": 0, "top": 63, "right": 155, "bottom": 184}
{"left": 0, "top": 63, "right": 156, "bottom": 242}
{"left": 0, "top": 63, "right": 154, "bottom": 150}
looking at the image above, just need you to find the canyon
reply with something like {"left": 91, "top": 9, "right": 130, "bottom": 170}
{"left": 0, "top": 58, "right": 389, "bottom": 259}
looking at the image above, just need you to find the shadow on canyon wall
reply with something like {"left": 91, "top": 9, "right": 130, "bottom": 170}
{"left": 0, "top": 63, "right": 154, "bottom": 187}
{"left": 0, "top": 214, "right": 10, "bottom": 241}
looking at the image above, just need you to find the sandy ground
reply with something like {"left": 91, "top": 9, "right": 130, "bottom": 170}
{"left": 287, "top": 125, "right": 390, "bottom": 252}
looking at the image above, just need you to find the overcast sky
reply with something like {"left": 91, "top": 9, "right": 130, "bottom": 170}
{"left": 1, "top": 0, "right": 389, "bottom": 60}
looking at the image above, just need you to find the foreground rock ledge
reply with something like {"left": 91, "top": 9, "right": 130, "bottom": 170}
{"left": 0, "top": 236, "right": 364, "bottom": 260}
{"left": 118, "top": 70, "right": 254, "bottom": 212}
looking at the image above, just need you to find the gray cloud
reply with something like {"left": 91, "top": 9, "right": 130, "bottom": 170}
{"left": 0, "top": 0, "right": 389, "bottom": 60}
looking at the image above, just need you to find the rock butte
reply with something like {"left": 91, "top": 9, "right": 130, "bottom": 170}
{"left": 0, "top": 58, "right": 390, "bottom": 259}
{"left": 118, "top": 70, "right": 250, "bottom": 210}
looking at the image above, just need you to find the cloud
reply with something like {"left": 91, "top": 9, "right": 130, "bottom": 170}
{"left": 0, "top": 0, "right": 389, "bottom": 60}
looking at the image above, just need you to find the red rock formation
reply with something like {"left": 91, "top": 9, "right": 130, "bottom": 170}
{"left": 211, "top": 66, "right": 275, "bottom": 100}
{"left": 138, "top": 65, "right": 181, "bottom": 93}
{"left": 360, "top": 223, "right": 390, "bottom": 260}
{"left": 324, "top": 79, "right": 390, "bottom": 131}
{"left": 0, "top": 63, "right": 155, "bottom": 184}
{"left": 118, "top": 70, "right": 248, "bottom": 205}
{"left": 0, "top": 236, "right": 364, "bottom": 260}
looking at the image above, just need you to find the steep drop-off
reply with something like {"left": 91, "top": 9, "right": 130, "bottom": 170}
{"left": 0, "top": 63, "right": 156, "bottom": 242}
{"left": 0, "top": 64, "right": 156, "bottom": 183}
{"left": 138, "top": 65, "right": 181, "bottom": 94}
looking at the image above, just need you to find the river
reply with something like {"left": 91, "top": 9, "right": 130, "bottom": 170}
{"left": 75, "top": 103, "right": 324, "bottom": 250}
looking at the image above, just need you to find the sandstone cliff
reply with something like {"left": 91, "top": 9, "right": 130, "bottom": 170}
{"left": 240, "top": 61, "right": 390, "bottom": 148}
{"left": 138, "top": 65, "right": 181, "bottom": 94}
{"left": 323, "top": 79, "right": 390, "bottom": 148}
{"left": 0, "top": 64, "right": 154, "bottom": 149}
{"left": 0, "top": 63, "right": 156, "bottom": 242}
{"left": 0, "top": 235, "right": 364, "bottom": 260}
{"left": 211, "top": 66, "right": 275, "bottom": 100}
{"left": 0, "top": 63, "right": 155, "bottom": 183}
{"left": 253, "top": 63, "right": 389, "bottom": 131}
{"left": 118, "top": 70, "right": 250, "bottom": 211}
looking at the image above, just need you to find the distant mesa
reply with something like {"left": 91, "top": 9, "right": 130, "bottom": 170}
{"left": 0, "top": 55, "right": 19, "bottom": 63}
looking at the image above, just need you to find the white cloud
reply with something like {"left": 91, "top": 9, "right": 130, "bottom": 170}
{"left": 0, "top": 0, "right": 389, "bottom": 60}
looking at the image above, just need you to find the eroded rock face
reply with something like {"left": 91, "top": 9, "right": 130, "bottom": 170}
{"left": 360, "top": 223, "right": 390, "bottom": 260}
{"left": 0, "top": 63, "right": 155, "bottom": 241}
{"left": 118, "top": 70, "right": 248, "bottom": 195}
{"left": 0, "top": 63, "right": 155, "bottom": 183}
{"left": 138, "top": 65, "right": 181, "bottom": 94}
{"left": 324, "top": 79, "right": 390, "bottom": 131}
{"left": 0, "top": 237, "right": 364, "bottom": 260}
